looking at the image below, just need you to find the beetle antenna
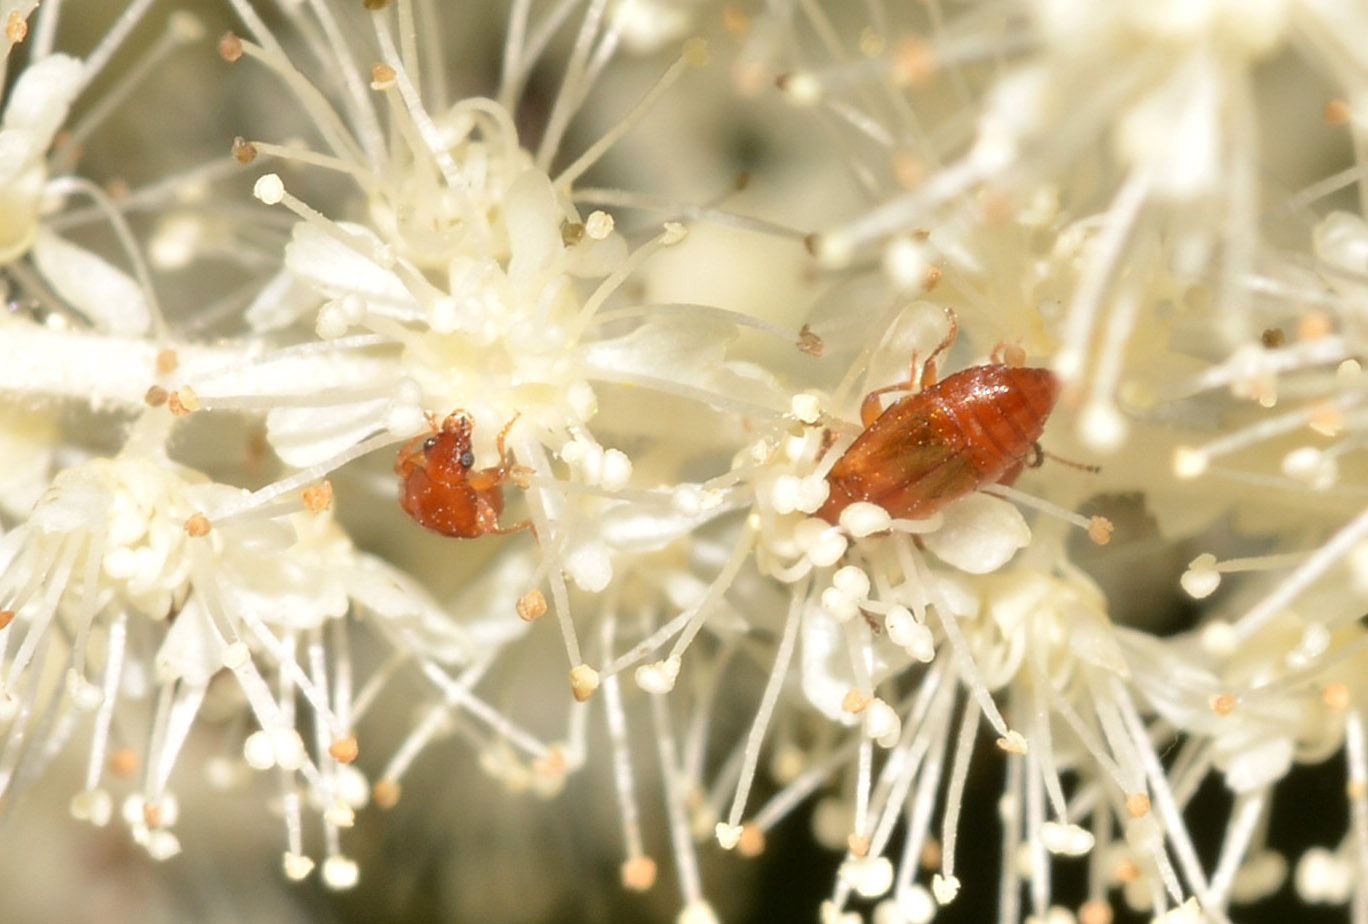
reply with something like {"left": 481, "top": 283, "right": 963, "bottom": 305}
{"left": 1041, "top": 449, "right": 1100, "bottom": 474}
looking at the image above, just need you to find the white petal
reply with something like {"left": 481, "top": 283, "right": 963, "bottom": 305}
{"left": 504, "top": 169, "right": 564, "bottom": 286}
{"left": 266, "top": 399, "right": 389, "bottom": 467}
{"left": 800, "top": 601, "right": 859, "bottom": 722}
{"left": 0, "top": 149, "right": 44, "bottom": 261}
{"left": 581, "top": 316, "right": 736, "bottom": 384}
{"left": 0, "top": 407, "right": 57, "bottom": 518}
{"left": 30, "top": 471, "right": 109, "bottom": 533}
{"left": 566, "top": 227, "right": 628, "bottom": 277}
{"left": 433, "top": 550, "right": 537, "bottom": 655}
{"left": 1223, "top": 735, "right": 1293, "bottom": 792}
{"left": 599, "top": 502, "right": 709, "bottom": 552}
{"left": 580, "top": 317, "right": 788, "bottom": 412}
{"left": 245, "top": 267, "right": 322, "bottom": 331}
{"left": 344, "top": 555, "right": 468, "bottom": 646}
{"left": 155, "top": 596, "right": 224, "bottom": 687}
{"left": 615, "top": 0, "right": 691, "bottom": 54}
{"left": 285, "top": 222, "right": 421, "bottom": 316}
{"left": 1115, "top": 61, "right": 1218, "bottom": 200}
{"left": 3, "top": 54, "right": 84, "bottom": 140}
{"left": 922, "top": 493, "right": 1030, "bottom": 574}
{"left": 1066, "top": 609, "right": 1129, "bottom": 677}
{"left": 32, "top": 228, "right": 151, "bottom": 335}
{"left": 218, "top": 552, "right": 348, "bottom": 632}
{"left": 1315, "top": 211, "right": 1368, "bottom": 276}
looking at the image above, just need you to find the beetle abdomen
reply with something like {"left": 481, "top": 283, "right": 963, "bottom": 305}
{"left": 817, "top": 364, "right": 1061, "bottom": 525}
{"left": 928, "top": 366, "right": 1059, "bottom": 481}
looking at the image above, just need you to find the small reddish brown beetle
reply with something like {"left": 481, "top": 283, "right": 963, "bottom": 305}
{"left": 815, "top": 312, "right": 1061, "bottom": 525}
{"left": 395, "top": 410, "right": 531, "bottom": 538}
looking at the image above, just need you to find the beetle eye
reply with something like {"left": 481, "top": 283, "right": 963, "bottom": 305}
{"left": 423, "top": 437, "right": 438, "bottom": 451}
{"left": 459, "top": 451, "right": 475, "bottom": 468}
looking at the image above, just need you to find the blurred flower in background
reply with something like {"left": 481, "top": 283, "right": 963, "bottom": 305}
{"left": 2, "top": 1, "right": 1368, "bottom": 923}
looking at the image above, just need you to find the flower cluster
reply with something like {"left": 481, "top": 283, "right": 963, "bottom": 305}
{"left": 3, "top": 1, "right": 1368, "bottom": 923}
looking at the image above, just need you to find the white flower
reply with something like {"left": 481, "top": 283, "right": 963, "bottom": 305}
{"left": 0, "top": 53, "right": 82, "bottom": 261}
{"left": 6, "top": 0, "right": 1368, "bottom": 921}
{"left": 0, "top": 434, "right": 469, "bottom": 875}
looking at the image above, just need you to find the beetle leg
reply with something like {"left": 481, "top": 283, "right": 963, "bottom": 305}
{"left": 1026, "top": 441, "right": 1044, "bottom": 469}
{"left": 467, "top": 467, "right": 504, "bottom": 492}
{"left": 394, "top": 433, "right": 430, "bottom": 476}
{"left": 919, "top": 306, "right": 958, "bottom": 388}
{"left": 491, "top": 519, "right": 535, "bottom": 537}
{"left": 859, "top": 387, "right": 894, "bottom": 428}
{"left": 491, "top": 412, "right": 522, "bottom": 477}
{"left": 857, "top": 310, "right": 961, "bottom": 426}
{"left": 494, "top": 412, "right": 521, "bottom": 458}
{"left": 859, "top": 366, "right": 920, "bottom": 426}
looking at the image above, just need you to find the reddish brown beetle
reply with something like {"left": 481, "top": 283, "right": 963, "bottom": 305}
{"left": 815, "top": 312, "right": 1061, "bottom": 525}
{"left": 395, "top": 410, "right": 531, "bottom": 538}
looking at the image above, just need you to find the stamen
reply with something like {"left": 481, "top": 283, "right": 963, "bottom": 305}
{"left": 535, "top": 0, "right": 611, "bottom": 170}
{"left": 207, "top": 429, "right": 399, "bottom": 522}
{"left": 648, "top": 689, "right": 710, "bottom": 916}
{"left": 28, "top": 0, "right": 58, "bottom": 58}
{"left": 880, "top": 681, "right": 955, "bottom": 899}
{"left": 1025, "top": 746, "right": 1050, "bottom": 915}
{"left": 665, "top": 521, "right": 757, "bottom": 662}
{"left": 720, "top": 582, "right": 804, "bottom": 833}
{"left": 1346, "top": 710, "right": 1368, "bottom": 923}
{"left": 1171, "top": 392, "right": 1358, "bottom": 478}
{"left": 515, "top": 440, "right": 584, "bottom": 668}
{"left": 229, "top": 35, "right": 369, "bottom": 168}
{"left": 145, "top": 681, "right": 207, "bottom": 801}
{"left": 498, "top": 0, "right": 580, "bottom": 110}
{"left": 44, "top": 176, "right": 168, "bottom": 340}
{"left": 572, "top": 188, "right": 808, "bottom": 238}
{"left": 897, "top": 537, "right": 1010, "bottom": 737}
{"left": 600, "top": 616, "right": 651, "bottom": 885}
{"left": 569, "top": 223, "right": 689, "bottom": 337}
{"left": 1027, "top": 658, "right": 1072, "bottom": 823}
{"left": 998, "top": 749, "right": 1024, "bottom": 924}
{"left": 235, "top": 140, "right": 377, "bottom": 185}
{"left": 1056, "top": 172, "right": 1148, "bottom": 384}
{"left": 982, "top": 483, "right": 1111, "bottom": 542}
{"left": 370, "top": 17, "right": 483, "bottom": 240}
{"left": 303, "top": 0, "right": 386, "bottom": 166}
{"left": 1233, "top": 504, "right": 1368, "bottom": 642}
{"left": 78, "top": 0, "right": 158, "bottom": 91}
{"left": 1206, "top": 791, "right": 1267, "bottom": 908}
{"left": 556, "top": 40, "right": 706, "bottom": 188}
{"left": 81, "top": 611, "right": 126, "bottom": 797}
{"left": 1112, "top": 682, "right": 1216, "bottom": 909}
{"left": 55, "top": 12, "right": 202, "bottom": 170}
{"left": 938, "top": 701, "right": 980, "bottom": 886}
{"left": 403, "top": 648, "right": 549, "bottom": 760}
{"left": 1166, "top": 336, "right": 1348, "bottom": 401}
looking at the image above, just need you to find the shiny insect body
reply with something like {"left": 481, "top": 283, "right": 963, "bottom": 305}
{"left": 815, "top": 315, "right": 1061, "bottom": 525}
{"left": 395, "top": 410, "right": 530, "bottom": 538}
